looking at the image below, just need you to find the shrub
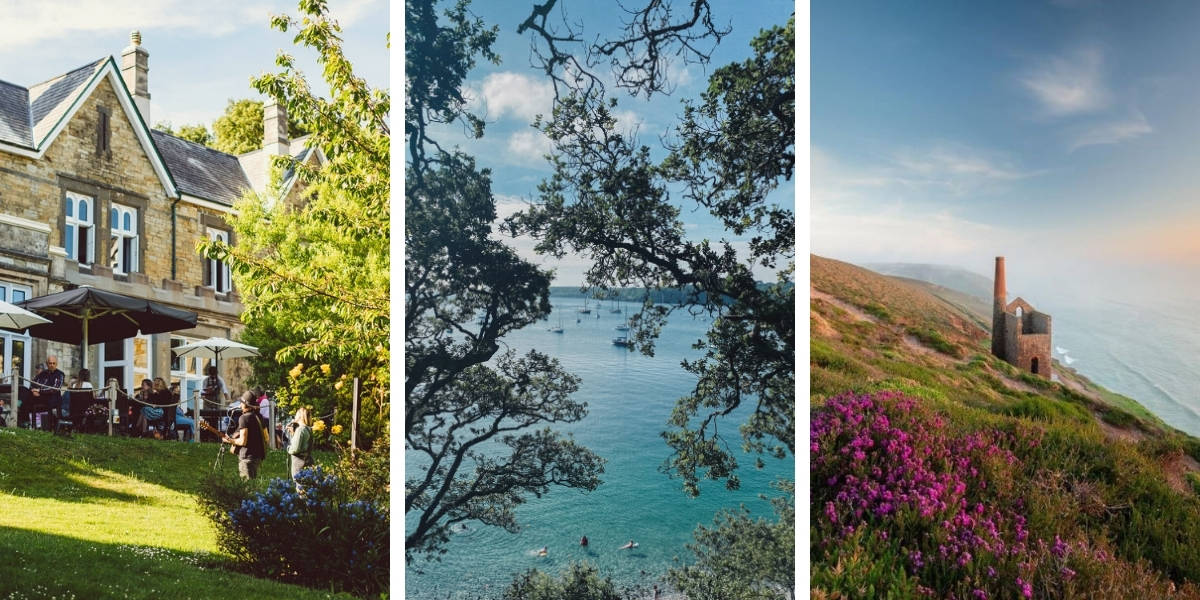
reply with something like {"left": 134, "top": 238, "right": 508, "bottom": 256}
{"left": 196, "top": 467, "right": 388, "bottom": 597}
{"left": 504, "top": 563, "right": 627, "bottom": 600}
{"left": 906, "top": 326, "right": 963, "bottom": 358}
{"left": 862, "top": 302, "right": 892, "bottom": 323}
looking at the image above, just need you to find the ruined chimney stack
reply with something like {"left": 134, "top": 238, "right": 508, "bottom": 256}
{"left": 994, "top": 256, "right": 1006, "bottom": 304}
{"left": 120, "top": 31, "right": 150, "bottom": 122}
{"left": 991, "top": 256, "right": 1007, "bottom": 359}
{"left": 263, "top": 100, "right": 289, "bottom": 157}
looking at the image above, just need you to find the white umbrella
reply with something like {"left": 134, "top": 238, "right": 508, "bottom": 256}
{"left": 0, "top": 299, "right": 51, "bottom": 332}
{"left": 171, "top": 337, "right": 260, "bottom": 375}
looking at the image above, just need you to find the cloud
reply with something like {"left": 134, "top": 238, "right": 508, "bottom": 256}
{"left": 506, "top": 130, "right": 554, "bottom": 164}
{"left": 812, "top": 143, "right": 1040, "bottom": 209}
{"left": 1018, "top": 45, "right": 1110, "bottom": 117}
{"left": 0, "top": 0, "right": 381, "bottom": 50}
{"left": 1068, "top": 110, "right": 1152, "bottom": 151}
{"left": 477, "top": 71, "right": 555, "bottom": 124}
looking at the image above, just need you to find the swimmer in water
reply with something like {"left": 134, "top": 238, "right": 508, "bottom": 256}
{"left": 620, "top": 539, "right": 637, "bottom": 549}
{"left": 537, "top": 546, "right": 548, "bottom": 556}
{"left": 580, "top": 535, "right": 589, "bottom": 546}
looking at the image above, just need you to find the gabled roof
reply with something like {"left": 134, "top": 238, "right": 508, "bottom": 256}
{"left": 0, "top": 57, "right": 177, "bottom": 199}
{"left": 28, "top": 59, "right": 106, "bottom": 145}
{"left": 150, "top": 129, "right": 252, "bottom": 206}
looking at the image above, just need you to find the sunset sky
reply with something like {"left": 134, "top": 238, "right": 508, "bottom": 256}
{"left": 812, "top": 1, "right": 1200, "bottom": 299}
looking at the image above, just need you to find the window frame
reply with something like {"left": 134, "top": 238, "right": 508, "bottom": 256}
{"left": 64, "top": 192, "right": 95, "bottom": 266}
{"left": 109, "top": 203, "right": 139, "bottom": 275}
{"left": 205, "top": 227, "right": 232, "bottom": 294}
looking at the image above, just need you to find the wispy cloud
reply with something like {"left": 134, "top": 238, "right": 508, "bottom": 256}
{"left": 812, "top": 143, "right": 1041, "bottom": 207}
{"left": 1068, "top": 110, "right": 1152, "bottom": 151}
{"left": 0, "top": 0, "right": 380, "bottom": 51}
{"left": 1019, "top": 45, "right": 1110, "bottom": 117}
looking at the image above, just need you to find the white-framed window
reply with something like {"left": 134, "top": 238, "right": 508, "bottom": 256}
{"left": 205, "top": 228, "right": 231, "bottom": 294}
{"left": 170, "top": 335, "right": 204, "bottom": 410}
{"left": 65, "top": 193, "right": 95, "bottom": 265}
{"left": 101, "top": 338, "right": 133, "bottom": 394}
{"left": 109, "top": 204, "right": 138, "bottom": 274}
{"left": 0, "top": 282, "right": 32, "bottom": 386}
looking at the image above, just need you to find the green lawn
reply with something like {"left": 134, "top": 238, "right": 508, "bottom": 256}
{"left": 0, "top": 428, "right": 354, "bottom": 599}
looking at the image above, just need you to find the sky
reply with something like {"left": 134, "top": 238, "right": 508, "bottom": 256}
{"left": 421, "top": 0, "right": 796, "bottom": 286}
{"left": 0, "top": 0, "right": 389, "bottom": 133}
{"left": 812, "top": 0, "right": 1200, "bottom": 302}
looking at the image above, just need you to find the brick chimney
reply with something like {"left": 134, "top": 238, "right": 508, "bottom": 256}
{"left": 263, "top": 100, "right": 289, "bottom": 156}
{"left": 991, "top": 256, "right": 1007, "bottom": 359}
{"left": 120, "top": 31, "right": 150, "bottom": 122}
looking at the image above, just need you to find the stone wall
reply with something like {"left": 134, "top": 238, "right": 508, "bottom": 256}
{"left": 0, "top": 75, "right": 244, "bottom": 390}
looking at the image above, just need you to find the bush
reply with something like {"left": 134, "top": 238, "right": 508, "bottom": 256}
{"left": 196, "top": 467, "right": 389, "bottom": 597}
{"left": 504, "top": 563, "right": 628, "bottom": 600}
{"left": 905, "top": 326, "right": 963, "bottom": 358}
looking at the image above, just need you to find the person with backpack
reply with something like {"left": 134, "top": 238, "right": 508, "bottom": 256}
{"left": 286, "top": 407, "right": 314, "bottom": 487}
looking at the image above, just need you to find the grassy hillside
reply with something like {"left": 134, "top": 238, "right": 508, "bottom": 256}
{"left": 811, "top": 254, "right": 1200, "bottom": 599}
{"left": 0, "top": 429, "right": 351, "bottom": 599}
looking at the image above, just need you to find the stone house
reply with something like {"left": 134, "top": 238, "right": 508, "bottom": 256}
{"left": 0, "top": 32, "right": 321, "bottom": 401}
{"left": 991, "top": 256, "right": 1052, "bottom": 379}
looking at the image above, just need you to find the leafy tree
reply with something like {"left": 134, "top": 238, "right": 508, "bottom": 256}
{"left": 212, "top": 99, "right": 265, "bottom": 154}
{"left": 507, "top": 16, "right": 796, "bottom": 497}
{"left": 404, "top": 0, "right": 604, "bottom": 564}
{"left": 154, "top": 121, "right": 214, "bottom": 146}
{"left": 211, "top": 98, "right": 308, "bottom": 154}
{"left": 668, "top": 481, "right": 795, "bottom": 599}
{"left": 504, "top": 563, "right": 628, "bottom": 600}
{"left": 200, "top": 0, "right": 389, "bottom": 444}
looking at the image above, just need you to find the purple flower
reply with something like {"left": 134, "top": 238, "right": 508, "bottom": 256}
{"left": 1016, "top": 577, "right": 1032, "bottom": 598}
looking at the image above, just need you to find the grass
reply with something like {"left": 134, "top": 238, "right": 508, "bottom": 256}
{"left": 0, "top": 428, "right": 351, "bottom": 599}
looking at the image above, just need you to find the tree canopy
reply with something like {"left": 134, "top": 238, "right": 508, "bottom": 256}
{"left": 154, "top": 122, "right": 213, "bottom": 146}
{"left": 404, "top": 0, "right": 604, "bottom": 564}
{"left": 507, "top": 15, "right": 796, "bottom": 497}
{"left": 200, "top": 0, "right": 389, "bottom": 443}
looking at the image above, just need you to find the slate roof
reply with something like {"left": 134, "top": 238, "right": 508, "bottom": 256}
{"left": 0, "top": 79, "right": 32, "bottom": 147}
{"left": 0, "top": 59, "right": 106, "bottom": 150}
{"left": 28, "top": 60, "right": 106, "bottom": 144}
{"left": 150, "top": 129, "right": 252, "bottom": 205}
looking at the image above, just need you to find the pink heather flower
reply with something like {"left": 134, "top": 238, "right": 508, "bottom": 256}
{"left": 1061, "top": 567, "right": 1076, "bottom": 580}
{"left": 972, "top": 589, "right": 988, "bottom": 600}
{"left": 986, "top": 566, "right": 997, "bottom": 578}
{"left": 1051, "top": 535, "right": 1069, "bottom": 559}
{"left": 1016, "top": 578, "right": 1032, "bottom": 598}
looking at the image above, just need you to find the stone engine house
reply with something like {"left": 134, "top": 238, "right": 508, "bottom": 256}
{"left": 990, "top": 256, "right": 1052, "bottom": 379}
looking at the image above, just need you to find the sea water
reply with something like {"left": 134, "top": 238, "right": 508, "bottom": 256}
{"left": 1042, "top": 295, "right": 1200, "bottom": 437}
{"left": 405, "top": 302, "right": 794, "bottom": 598}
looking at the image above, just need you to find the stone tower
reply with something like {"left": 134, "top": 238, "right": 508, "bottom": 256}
{"left": 991, "top": 256, "right": 1053, "bottom": 379}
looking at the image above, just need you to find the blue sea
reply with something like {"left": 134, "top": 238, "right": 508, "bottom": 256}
{"left": 1040, "top": 294, "right": 1200, "bottom": 437}
{"left": 405, "top": 301, "right": 793, "bottom": 598}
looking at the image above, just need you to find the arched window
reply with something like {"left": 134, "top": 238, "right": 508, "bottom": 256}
{"left": 64, "top": 192, "right": 94, "bottom": 265}
{"left": 1015, "top": 307, "right": 1023, "bottom": 317}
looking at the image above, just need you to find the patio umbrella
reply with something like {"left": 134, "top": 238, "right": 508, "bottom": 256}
{"left": 12, "top": 286, "right": 198, "bottom": 371}
{"left": 0, "top": 299, "right": 51, "bottom": 331}
{"left": 171, "top": 336, "right": 260, "bottom": 376}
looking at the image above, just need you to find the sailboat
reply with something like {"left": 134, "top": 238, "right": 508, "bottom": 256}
{"left": 614, "top": 301, "right": 630, "bottom": 332}
{"left": 609, "top": 297, "right": 622, "bottom": 314}
{"left": 578, "top": 297, "right": 592, "bottom": 315}
{"left": 548, "top": 313, "right": 564, "bottom": 333}
{"left": 612, "top": 335, "right": 631, "bottom": 347}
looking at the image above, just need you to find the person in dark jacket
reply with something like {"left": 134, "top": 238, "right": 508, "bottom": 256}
{"left": 233, "top": 391, "right": 267, "bottom": 479}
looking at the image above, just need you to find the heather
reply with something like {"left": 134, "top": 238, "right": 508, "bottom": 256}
{"left": 812, "top": 391, "right": 1200, "bottom": 599}
{"left": 810, "top": 256, "right": 1200, "bottom": 598}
